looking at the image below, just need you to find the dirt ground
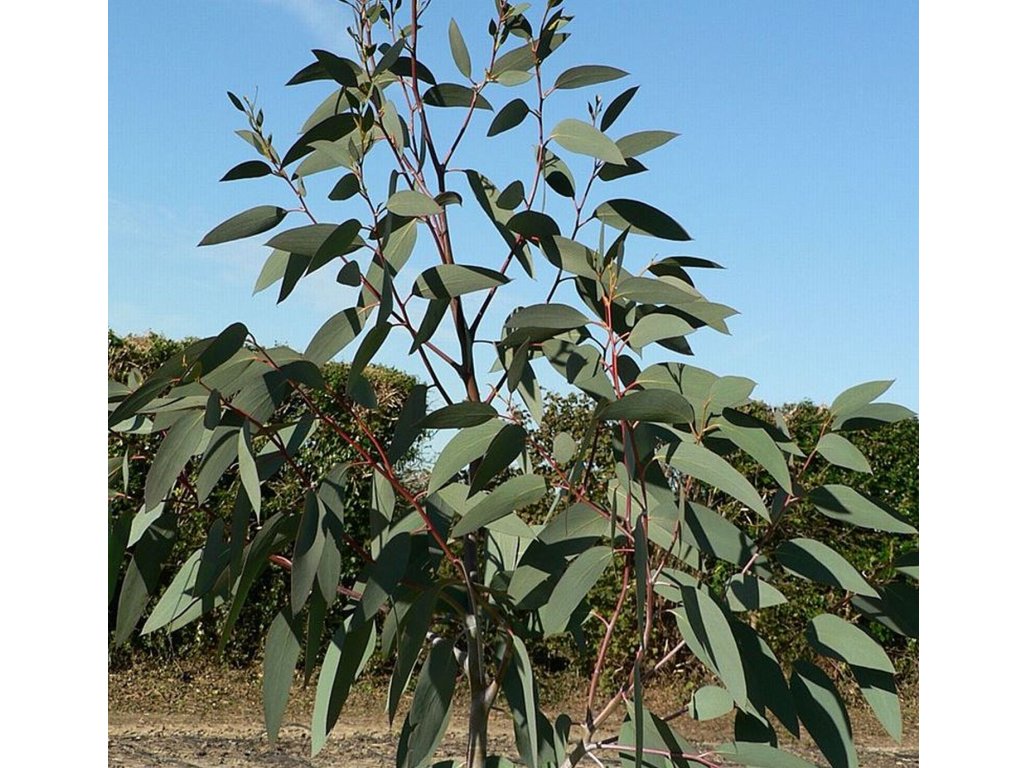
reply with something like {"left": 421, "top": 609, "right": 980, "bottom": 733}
{"left": 109, "top": 660, "right": 918, "bottom": 767}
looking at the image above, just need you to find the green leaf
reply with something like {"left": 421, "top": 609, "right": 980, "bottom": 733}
{"left": 292, "top": 492, "right": 326, "bottom": 611}
{"left": 679, "top": 501, "right": 756, "bottom": 566}
{"left": 388, "top": 384, "right": 428, "bottom": 465}
{"left": 253, "top": 249, "right": 290, "bottom": 294}
{"left": 834, "top": 402, "right": 916, "bottom": 430}
{"left": 311, "top": 617, "right": 375, "bottom": 755}
{"left": 615, "top": 130, "right": 679, "bottom": 159}
{"left": 542, "top": 149, "right": 576, "bottom": 198}
{"left": 627, "top": 312, "right": 694, "bottom": 350}
{"left": 311, "top": 49, "right": 359, "bottom": 87}
{"left": 690, "top": 685, "right": 735, "bottom": 721}
{"left": 144, "top": 411, "right": 205, "bottom": 510}
{"left": 596, "top": 390, "right": 694, "bottom": 424}
{"left": 829, "top": 380, "right": 893, "bottom": 420}
{"left": 489, "top": 98, "right": 531, "bottom": 136}
{"left": 505, "top": 303, "right": 590, "bottom": 331}
{"left": 552, "top": 432, "right": 577, "bottom": 464}
{"left": 329, "top": 173, "right": 361, "bottom": 201}
{"left": 470, "top": 423, "right": 528, "bottom": 495}
{"left": 220, "top": 160, "right": 273, "bottom": 182}
{"left": 336, "top": 260, "right": 361, "bottom": 286}
{"left": 507, "top": 210, "right": 561, "bottom": 239}
{"left": 282, "top": 113, "right": 359, "bottom": 166}
{"left": 714, "top": 416, "right": 793, "bottom": 494}
{"left": 894, "top": 550, "right": 918, "bottom": 580}
{"left": 673, "top": 586, "right": 747, "bottom": 706}
{"left": 809, "top": 485, "right": 917, "bottom": 534}
{"left": 497, "top": 181, "right": 525, "bottom": 210}
{"left": 263, "top": 610, "right": 301, "bottom": 743}
{"left": 198, "top": 206, "right": 287, "bottom": 246}
{"left": 388, "top": 588, "right": 438, "bottom": 724}
{"left": 430, "top": 420, "right": 503, "bottom": 494}
{"left": 423, "top": 83, "right": 493, "bottom": 110}
{"left": 538, "top": 546, "right": 613, "bottom": 635}
{"left": 553, "top": 65, "right": 628, "bottom": 90}
{"left": 659, "top": 439, "right": 770, "bottom": 521}
{"left": 600, "top": 85, "right": 639, "bottom": 131}
{"left": 725, "top": 574, "right": 788, "bottom": 612}
{"left": 398, "top": 638, "right": 459, "bottom": 768}
{"left": 715, "top": 742, "right": 819, "bottom": 768}
{"left": 550, "top": 119, "right": 626, "bottom": 165}
{"left": 451, "top": 474, "right": 547, "bottom": 537}
{"left": 807, "top": 614, "right": 894, "bottom": 673}
{"left": 305, "top": 307, "right": 365, "bottom": 365}
{"left": 503, "top": 635, "right": 540, "bottom": 768}
{"left": 448, "top": 18, "right": 472, "bottom": 78}
{"left": 815, "top": 433, "right": 872, "bottom": 473}
{"left": 594, "top": 198, "right": 690, "bottom": 241}
{"left": 776, "top": 538, "right": 879, "bottom": 598}
{"left": 387, "top": 190, "right": 443, "bottom": 217}
{"left": 354, "top": 532, "right": 410, "bottom": 627}
{"left": 412, "top": 264, "right": 510, "bottom": 299}
{"left": 419, "top": 402, "right": 498, "bottom": 429}
{"left": 790, "top": 661, "right": 858, "bottom": 768}
{"left": 237, "top": 423, "right": 261, "bottom": 521}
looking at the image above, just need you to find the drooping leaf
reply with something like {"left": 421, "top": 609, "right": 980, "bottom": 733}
{"left": 311, "top": 617, "right": 375, "bottom": 755}
{"left": 470, "top": 423, "right": 527, "bottom": 495}
{"left": 451, "top": 474, "right": 547, "bottom": 537}
{"left": 659, "top": 439, "right": 770, "bottom": 520}
{"left": 398, "top": 639, "right": 459, "bottom": 768}
{"left": 594, "top": 198, "right": 690, "bottom": 241}
{"left": 678, "top": 501, "right": 756, "bottom": 566}
{"left": 809, "top": 485, "right": 917, "bottom": 534}
{"left": 305, "top": 308, "right": 365, "bottom": 365}
{"left": 387, "top": 587, "right": 439, "bottom": 724}
{"left": 430, "top": 420, "right": 503, "bottom": 494}
{"left": 833, "top": 402, "right": 916, "bottom": 430}
{"left": 538, "top": 546, "right": 613, "bottom": 635}
{"left": 292, "top": 492, "right": 326, "bottom": 612}
{"left": 423, "top": 83, "right": 493, "bottom": 110}
{"left": 282, "top": 113, "right": 358, "bottom": 166}
{"left": 144, "top": 410, "right": 205, "bottom": 510}
{"left": 542, "top": 149, "right": 576, "bottom": 197}
{"left": 448, "top": 18, "right": 472, "bottom": 78}
{"left": 412, "top": 264, "right": 510, "bottom": 299}
{"left": 198, "top": 206, "right": 288, "bottom": 246}
{"left": 253, "top": 249, "right": 290, "bottom": 294}
{"left": 776, "top": 538, "right": 879, "bottom": 598}
{"left": 790, "top": 661, "right": 858, "bottom": 768}
{"left": 550, "top": 118, "right": 626, "bottom": 165}
{"left": 553, "top": 64, "right": 628, "bottom": 90}
{"left": 329, "top": 172, "right": 361, "bottom": 201}
{"left": 489, "top": 98, "right": 531, "bottom": 136}
{"left": 673, "top": 587, "right": 747, "bottom": 706}
{"left": 806, "top": 614, "right": 894, "bottom": 673}
{"left": 387, "top": 190, "right": 443, "bottom": 217}
{"left": 815, "top": 433, "right": 872, "bottom": 473}
{"left": 263, "top": 610, "right": 302, "bottom": 743}
{"left": 354, "top": 532, "right": 410, "bottom": 627}
{"left": 237, "top": 422, "right": 261, "bottom": 521}
{"left": 503, "top": 635, "right": 540, "bottom": 768}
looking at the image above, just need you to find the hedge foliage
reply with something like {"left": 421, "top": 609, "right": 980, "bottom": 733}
{"left": 108, "top": 330, "right": 423, "bottom": 666}
{"left": 110, "top": 332, "right": 917, "bottom": 690}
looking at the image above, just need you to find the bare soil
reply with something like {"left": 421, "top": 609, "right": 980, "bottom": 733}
{"left": 109, "top": 660, "right": 918, "bottom": 767}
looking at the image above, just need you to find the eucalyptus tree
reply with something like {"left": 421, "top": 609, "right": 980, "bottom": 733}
{"left": 107, "top": 1, "right": 918, "bottom": 767}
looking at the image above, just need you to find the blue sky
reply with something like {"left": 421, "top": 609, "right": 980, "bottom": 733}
{"left": 109, "top": 0, "right": 917, "bottom": 409}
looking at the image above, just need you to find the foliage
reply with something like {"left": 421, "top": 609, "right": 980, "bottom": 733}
{"left": 108, "top": 4, "right": 918, "bottom": 768}
{"left": 108, "top": 330, "right": 423, "bottom": 665}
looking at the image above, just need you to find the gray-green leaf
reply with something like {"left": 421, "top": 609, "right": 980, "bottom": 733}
{"left": 550, "top": 119, "right": 626, "bottom": 165}
{"left": 199, "top": 206, "right": 288, "bottom": 246}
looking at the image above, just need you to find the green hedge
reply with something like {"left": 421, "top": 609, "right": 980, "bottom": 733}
{"left": 108, "top": 330, "right": 423, "bottom": 666}
{"left": 110, "top": 333, "right": 917, "bottom": 689}
{"left": 523, "top": 392, "right": 918, "bottom": 690}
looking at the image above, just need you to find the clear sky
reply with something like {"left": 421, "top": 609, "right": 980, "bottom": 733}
{"left": 109, "top": 0, "right": 918, "bottom": 410}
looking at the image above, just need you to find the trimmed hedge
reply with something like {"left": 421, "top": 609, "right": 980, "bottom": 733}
{"left": 108, "top": 331, "right": 424, "bottom": 666}
{"left": 109, "top": 333, "right": 917, "bottom": 690}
